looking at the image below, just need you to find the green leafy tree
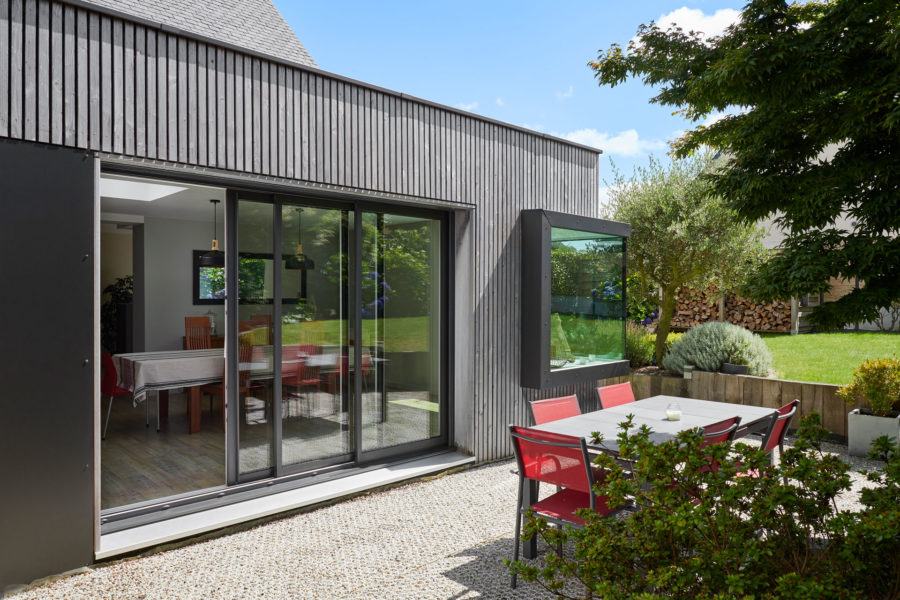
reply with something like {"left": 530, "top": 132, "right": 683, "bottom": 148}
{"left": 590, "top": 0, "right": 900, "bottom": 330}
{"left": 608, "top": 153, "right": 766, "bottom": 363}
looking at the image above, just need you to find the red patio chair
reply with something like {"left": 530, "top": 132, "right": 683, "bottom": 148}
{"left": 508, "top": 425, "right": 618, "bottom": 589}
{"left": 760, "top": 399, "right": 800, "bottom": 460}
{"left": 597, "top": 382, "right": 635, "bottom": 409}
{"left": 529, "top": 394, "right": 581, "bottom": 425}
{"left": 739, "top": 399, "right": 799, "bottom": 482}
{"left": 699, "top": 416, "right": 742, "bottom": 474}
{"left": 101, "top": 352, "right": 133, "bottom": 439}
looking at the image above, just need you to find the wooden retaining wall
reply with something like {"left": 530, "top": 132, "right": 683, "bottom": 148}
{"left": 622, "top": 371, "right": 861, "bottom": 440}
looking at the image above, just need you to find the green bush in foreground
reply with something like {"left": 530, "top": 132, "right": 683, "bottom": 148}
{"left": 507, "top": 414, "right": 900, "bottom": 599}
{"left": 663, "top": 321, "right": 773, "bottom": 376}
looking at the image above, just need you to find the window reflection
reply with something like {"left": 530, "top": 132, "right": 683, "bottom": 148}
{"left": 549, "top": 227, "right": 625, "bottom": 369}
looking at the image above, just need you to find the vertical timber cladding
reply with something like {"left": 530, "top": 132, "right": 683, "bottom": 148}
{"left": 0, "top": 0, "right": 600, "bottom": 461}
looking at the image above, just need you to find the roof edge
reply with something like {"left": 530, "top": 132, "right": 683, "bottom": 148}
{"left": 61, "top": 0, "right": 601, "bottom": 156}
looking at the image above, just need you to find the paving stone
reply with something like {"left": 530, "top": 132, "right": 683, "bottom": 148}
{"left": 10, "top": 438, "right": 875, "bottom": 600}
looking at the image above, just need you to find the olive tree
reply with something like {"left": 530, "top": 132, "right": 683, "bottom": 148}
{"left": 608, "top": 153, "right": 766, "bottom": 364}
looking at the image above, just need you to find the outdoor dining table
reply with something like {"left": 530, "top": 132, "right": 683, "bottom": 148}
{"left": 519, "top": 395, "right": 778, "bottom": 558}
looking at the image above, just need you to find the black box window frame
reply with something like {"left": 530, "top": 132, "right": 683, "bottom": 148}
{"left": 520, "top": 209, "right": 631, "bottom": 389}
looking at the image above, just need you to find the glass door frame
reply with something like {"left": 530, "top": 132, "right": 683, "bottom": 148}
{"left": 225, "top": 191, "right": 452, "bottom": 485}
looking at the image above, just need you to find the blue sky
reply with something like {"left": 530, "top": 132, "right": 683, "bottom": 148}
{"left": 274, "top": 1, "right": 744, "bottom": 198}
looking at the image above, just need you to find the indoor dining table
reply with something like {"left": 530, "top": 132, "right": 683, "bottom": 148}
{"left": 519, "top": 395, "right": 778, "bottom": 558}
{"left": 113, "top": 348, "right": 271, "bottom": 433}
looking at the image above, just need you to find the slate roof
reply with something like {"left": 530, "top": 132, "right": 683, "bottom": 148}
{"left": 80, "top": 0, "right": 316, "bottom": 68}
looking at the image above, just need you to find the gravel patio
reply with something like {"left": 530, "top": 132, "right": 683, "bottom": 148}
{"left": 8, "top": 439, "right": 879, "bottom": 600}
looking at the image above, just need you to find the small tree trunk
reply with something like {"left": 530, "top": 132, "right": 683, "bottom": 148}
{"left": 655, "top": 288, "right": 677, "bottom": 365}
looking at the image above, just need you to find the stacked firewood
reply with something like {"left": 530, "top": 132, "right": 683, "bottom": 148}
{"left": 667, "top": 288, "right": 790, "bottom": 332}
{"left": 724, "top": 296, "right": 791, "bottom": 332}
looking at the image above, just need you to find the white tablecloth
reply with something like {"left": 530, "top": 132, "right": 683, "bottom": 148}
{"left": 114, "top": 349, "right": 227, "bottom": 405}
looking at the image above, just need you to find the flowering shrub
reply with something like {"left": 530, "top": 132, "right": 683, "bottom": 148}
{"left": 838, "top": 357, "right": 900, "bottom": 417}
{"left": 507, "top": 413, "right": 900, "bottom": 599}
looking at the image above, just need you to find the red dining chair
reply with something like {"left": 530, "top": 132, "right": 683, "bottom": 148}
{"left": 699, "top": 416, "right": 742, "bottom": 474}
{"left": 101, "top": 353, "right": 133, "bottom": 439}
{"left": 760, "top": 399, "right": 800, "bottom": 461}
{"left": 529, "top": 394, "right": 581, "bottom": 425}
{"left": 508, "top": 425, "right": 618, "bottom": 589}
{"left": 597, "top": 382, "right": 635, "bottom": 410}
{"left": 738, "top": 399, "right": 800, "bottom": 482}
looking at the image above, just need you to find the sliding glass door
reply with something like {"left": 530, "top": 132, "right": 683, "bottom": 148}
{"left": 358, "top": 211, "right": 444, "bottom": 456}
{"left": 279, "top": 202, "right": 353, "bottom": 470}
{"left": 101, "top": 172, "right": 448, "bottom": 524}
{"left": 230, "top": 195, "right": 446, "bottom": 480}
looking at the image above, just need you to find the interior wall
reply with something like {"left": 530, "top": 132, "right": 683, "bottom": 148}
{"left": 100, "top": 227, "right": 133, "bottom": 291}
{"left": 141, "top": 216, "right": 225, "bottom": 351}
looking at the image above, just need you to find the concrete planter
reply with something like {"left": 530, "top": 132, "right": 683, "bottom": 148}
{"left": 847, "top": 408, "right": 900, "bottom": 457}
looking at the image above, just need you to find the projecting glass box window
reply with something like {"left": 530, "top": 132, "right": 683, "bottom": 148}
{"left": 550, "top": 228, "right": 625, "bottom": 369}
{"left": 521, "top": 210, "right": 631, "bottom": 389}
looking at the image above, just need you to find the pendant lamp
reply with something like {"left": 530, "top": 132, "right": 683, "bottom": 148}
{"left": 199, "top": 199, "right": 225, "bottom": 267}
{"left": 285, "top": 207, "right": 315, "bottom": 270}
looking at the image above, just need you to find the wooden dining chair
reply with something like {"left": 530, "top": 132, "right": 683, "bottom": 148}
{"left": 185, "top": 316, "right": 212, "bottom": 349}
{"left": 200, "top": 328, "right": 255, "bottom": 428}
{"left": 529, "top": 394, "right": 581, "bottom": 425}
{"left": 249, "top": 314, "right": 273, "bottom": 345}
{"left": 597, "top": 382, "right": 636, "bottom": 409}
{"left": 508, "top": 425, "right": 618, "bottom": 588}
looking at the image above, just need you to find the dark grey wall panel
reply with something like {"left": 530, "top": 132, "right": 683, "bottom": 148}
{"left": 0, "top": 0, "right": 601, "bottom": 462}
{"left": 0, "top": 139, "right": 94, "bottom": 591}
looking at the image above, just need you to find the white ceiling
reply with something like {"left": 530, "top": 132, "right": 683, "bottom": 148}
{"left": 100, "top": 174, "right": 226, "bottom": 223}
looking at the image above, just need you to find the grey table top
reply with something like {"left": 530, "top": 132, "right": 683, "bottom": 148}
{"left": 532, "top": 395, "right": 777, "bottom": 452}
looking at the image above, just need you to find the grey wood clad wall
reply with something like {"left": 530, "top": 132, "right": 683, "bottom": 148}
{"left": 0, "top": 0, "right": 601, "bottom": 461}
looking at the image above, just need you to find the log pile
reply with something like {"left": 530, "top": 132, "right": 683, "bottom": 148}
{"left": 667, "top": 288, "right": 791, "bottom": 332}
{"left": 724, "top": 296, "right": 791, "bottom": 332}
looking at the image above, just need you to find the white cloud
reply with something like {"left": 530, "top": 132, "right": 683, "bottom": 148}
{"left": 495, "top": 97, "right": 504, "bottom": 107}
{"left": 557, "top": 128, "right": 667, "bottom": 157}
{"left": 520, "top": 122, "right": 545, "bottom": 133}
{"left": 633, "top": 7, "right": 740, "bottom": 46}
{"left": 556, "top": 85, "right": 574, "bottom": 100}
{"left": 455, "top": 101, "right": 479, "bottom": 112}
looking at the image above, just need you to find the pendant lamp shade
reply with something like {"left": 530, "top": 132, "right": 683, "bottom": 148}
{"left": 285, "top": 207, "right": 315, "bottom": 271}
{"left": 199, "top": 199, "right": 225, "bottom": 267}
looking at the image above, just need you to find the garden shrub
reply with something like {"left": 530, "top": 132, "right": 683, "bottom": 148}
{"left": 838, "top": 357, "right": 900, "bottom": 416}
{"left": 624, "top": 321, "right": 654, "bottom": 367}
{"left": 662, "top": 321, "right": 772, "bottom": 376}
{"left": 507, "top": 413, "right": 900, "bottom": 599}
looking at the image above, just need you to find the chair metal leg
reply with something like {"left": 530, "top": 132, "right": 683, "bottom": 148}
{"left": 145, "top": 398, "right": 149, "bottom": 427}
{"left": 156, "top": 391, "right": 160, "bottom": 432}
{"left": 103, "top": 395, "right": 113, "bottom": 439}
{"left": 511, "top": 478, "right": 524, "bottom": 589}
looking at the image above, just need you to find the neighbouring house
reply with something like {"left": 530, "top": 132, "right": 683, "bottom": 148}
{"left": 0, "top": 0, "right": 629, "bottom": 590}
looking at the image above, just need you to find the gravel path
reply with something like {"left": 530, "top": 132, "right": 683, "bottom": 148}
{"left": 8, "top": 439, "right": 879, "bottom": 600}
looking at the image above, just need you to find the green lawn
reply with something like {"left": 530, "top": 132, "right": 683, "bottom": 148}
{"left": 282, "top": 316, "right": 430, "bottom": 352}
{"left": 761, "top": 332, "right": 900, "bottom": 385}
